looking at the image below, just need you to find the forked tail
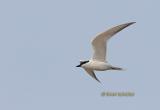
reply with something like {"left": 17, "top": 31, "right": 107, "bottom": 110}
{"left": 110, "top": 66, "right": 124, "bottom": 70}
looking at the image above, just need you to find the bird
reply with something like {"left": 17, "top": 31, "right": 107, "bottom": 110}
{"left": 76, "top": 22, "right": 136, "bottom": 83}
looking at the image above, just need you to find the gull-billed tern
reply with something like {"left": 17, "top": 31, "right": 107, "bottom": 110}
{"left": 76, "top": 22, "right": 136, "bottom": 82}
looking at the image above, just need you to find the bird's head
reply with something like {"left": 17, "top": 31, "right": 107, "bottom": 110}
{"left": 76, "top": 60, "right": 89, "bottom": 67}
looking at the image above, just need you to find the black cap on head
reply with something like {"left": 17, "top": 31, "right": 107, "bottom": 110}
{"left": 76, "top": 60, "right": 89, "bottom": 67}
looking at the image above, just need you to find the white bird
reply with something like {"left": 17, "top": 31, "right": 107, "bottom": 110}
{"left": 76, "top": 22, "right": 136, "bottom": 82}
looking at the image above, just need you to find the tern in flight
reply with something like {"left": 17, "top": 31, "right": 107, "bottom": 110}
{"left": 76, "top": 22, "right": 136, "bottom": 82}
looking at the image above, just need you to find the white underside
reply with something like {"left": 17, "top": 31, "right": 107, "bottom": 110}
{"left": 81, "top": 60, "right": 112, "bottom": 71}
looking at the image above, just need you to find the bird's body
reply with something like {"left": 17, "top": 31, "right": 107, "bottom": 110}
{"left": 76, "top": 22, "right": 135, "bottom": 82}
{"left": 81, "top": 60, "right": 111, "bottom": 71}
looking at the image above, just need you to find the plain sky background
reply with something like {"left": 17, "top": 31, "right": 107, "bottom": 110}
{"left": 0, "top": 0, "right": 160, "bottom": 110}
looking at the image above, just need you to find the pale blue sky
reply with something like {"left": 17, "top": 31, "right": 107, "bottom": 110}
{"left": 0, "top": 0, "right": 160, "bottom": 110}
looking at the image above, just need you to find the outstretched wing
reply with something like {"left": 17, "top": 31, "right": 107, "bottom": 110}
{"left": 84, "top": 68, "right": 100, "bottom": 83}
{"left": 91, "top": 22, "right": 135, "bottom": 62}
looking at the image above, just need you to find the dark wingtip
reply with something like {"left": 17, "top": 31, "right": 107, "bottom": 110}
{"left": 97, "top": 80, "right": 101, "bottom": 83}
{"left": 94, "top": 78, "right": 101, "bottom": 83}
{"left": 129, "top": 22, "right": 136, "bottom": 25}
{"left": 122, "top": 22, "right": 136, "bottom": 28}
{"left": 94, "top": 75, "right": 101, "bottom": 83}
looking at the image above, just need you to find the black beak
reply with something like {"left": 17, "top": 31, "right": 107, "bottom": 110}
{"left": 76, "top": 65, "right": 81, "bottom": 67}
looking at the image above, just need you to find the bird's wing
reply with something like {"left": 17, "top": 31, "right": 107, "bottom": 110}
{"left": 91, "top": 22, "right": 135, "bottom": 62}
{"left": 84, "top": 68, "right": 100, "bottom": 83}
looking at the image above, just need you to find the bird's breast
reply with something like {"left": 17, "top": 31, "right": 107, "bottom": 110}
{"left": 83, "top": 61, "right": 110, "bottom": 71}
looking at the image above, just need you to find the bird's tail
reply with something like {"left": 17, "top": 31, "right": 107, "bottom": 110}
{"left": 110, "top": 66, "right": 126, "bottom": 71}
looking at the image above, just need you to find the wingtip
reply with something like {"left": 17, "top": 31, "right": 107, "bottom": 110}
{"left": 96, "top": 79, "right": 101, "bottom": 83}
{"left": 93, "top": 76, "right": 101, "bottom": 83}
{"left": 129, "top": 22, "right": 136, "bottom": 24}
{"left": 124, "top": 22, "right": 136, "bottom": 27}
